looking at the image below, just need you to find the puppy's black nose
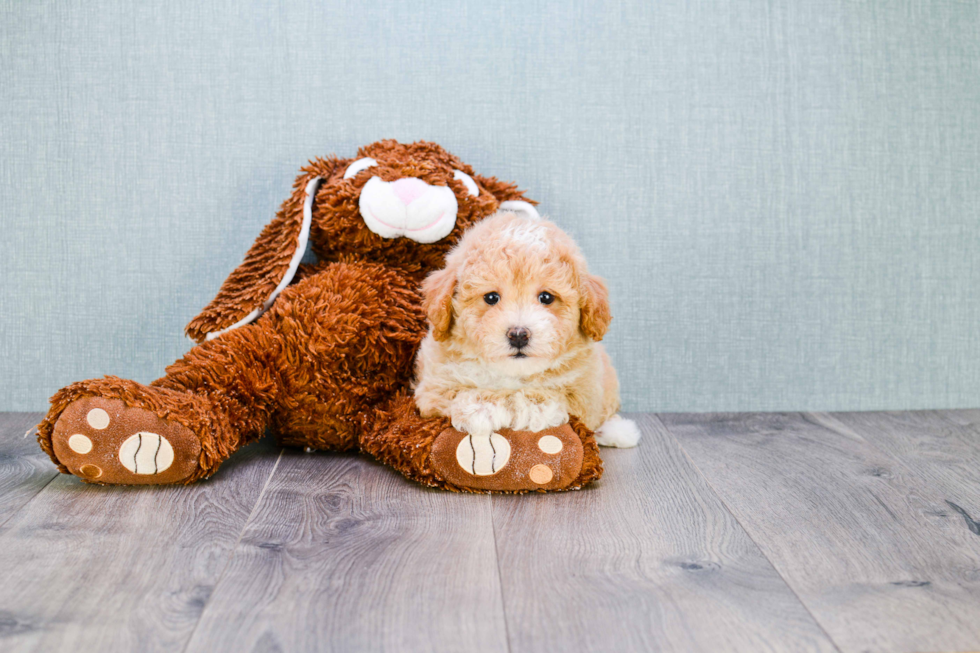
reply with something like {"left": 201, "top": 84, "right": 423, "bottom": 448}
{"left": 507, "top": 326, "right": 530, "bottom": 349}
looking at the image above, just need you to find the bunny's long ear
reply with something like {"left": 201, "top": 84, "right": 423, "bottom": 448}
{"left": 185, "top": 160, "right": 338, "bottom": 343}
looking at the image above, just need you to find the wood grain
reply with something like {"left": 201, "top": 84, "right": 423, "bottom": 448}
{"left": 660, "top": 411, "right": 980, "bottom": 653}
{"left": 813, "top": 410, "right": 980, "bottom": 529}
{"left": 184, "top": 450, "right": 508, "bottom": 653}
{"left": 491, "top": 414, "right": 838, "bottom": 653}
{"left": 0, "top": 413, "right": 59, "bottom": 528}
{"left": 0, "top": 436, "right": 280, "bottom": 652}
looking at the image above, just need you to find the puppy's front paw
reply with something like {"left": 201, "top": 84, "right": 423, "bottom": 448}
{"left": 508, "top": 395, "right": 568, "bottom": 432}
{"left": 526, "top": 401, "right": 569, "bottom": 432}
{"left": 451, "top": 399, "right": 512, "bottom": 437}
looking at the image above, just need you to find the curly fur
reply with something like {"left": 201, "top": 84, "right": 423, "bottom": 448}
{"left": 413, "top": 212, "right": 638, "bottom": 448}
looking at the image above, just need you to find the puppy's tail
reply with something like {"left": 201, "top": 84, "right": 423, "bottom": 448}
{"left": 594, "top": 414, "right": 641, "bottom": 448}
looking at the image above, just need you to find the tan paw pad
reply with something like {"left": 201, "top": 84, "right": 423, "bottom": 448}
{"left": 537, "top": 435, "right": 563, "bottom": 454}
{"left": 86, "top": 408, "right": 110, "bottom": 429}
{"left": 118, "top": 432, "right": 176, "bottom": 475}
{"left": 529, "top": 464, "right": 554, "bottom": 484}
{"left": 455, "top": 433, "right": 511, "bottom": 476}
{"left": 68, "top": 434, "right": 93, "bottom": 454}
{"left": 79, "top": 464, "right": 103, "bottom": 479}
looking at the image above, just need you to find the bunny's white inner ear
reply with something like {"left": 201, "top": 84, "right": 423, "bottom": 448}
{"left": 499, "top": 200, "right": 540, "bottom": 220}
{"left": 453, "top": 170, "right": 480, "bottom": 197}
{"left": 204, "top": 177, "right": 320, "bottom": 341}
{"left": 344, "top": 157, "right": 378, "bottom": 180}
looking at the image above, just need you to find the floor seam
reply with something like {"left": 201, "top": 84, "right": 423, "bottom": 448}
{"left": 489, "top": 496, "right": 514, "bottom": 653}
{"left": 650, "top": 413, "right": 845, "bottom": 653}
{"left": 179, "top": 447, "right": 284, "bottom": 653}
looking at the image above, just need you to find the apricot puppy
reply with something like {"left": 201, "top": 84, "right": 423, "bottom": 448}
{"left": 414, "top": 211, "right": 640, "bottom": 448}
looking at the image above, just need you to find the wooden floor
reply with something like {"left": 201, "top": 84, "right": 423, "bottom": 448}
{"left": 2, "top": 412, "right": 980, "bottom": 652}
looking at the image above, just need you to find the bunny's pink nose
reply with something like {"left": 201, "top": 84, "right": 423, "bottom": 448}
{"left": 391, "top": 177, "right": 429, "bottom": 205}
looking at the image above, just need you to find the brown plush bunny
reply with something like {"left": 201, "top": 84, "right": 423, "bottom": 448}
{"left": 35, "top": 140, "right": 603, "bottom": 492}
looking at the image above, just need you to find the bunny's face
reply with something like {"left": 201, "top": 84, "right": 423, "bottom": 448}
{"left": 309, "top": 140, "right": 537, "bottom": 270}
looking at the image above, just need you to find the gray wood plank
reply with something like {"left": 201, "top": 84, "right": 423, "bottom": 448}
{"left": 813, "top": 410, "right": 980, "bottom": 528}
{"left": 184, "top": 450, "right": 508, "bottom": 653}
{"left": 491, "top": 414, "right": 838, "bottom": 653}
{"left": 0, "top": 413, "right": 59, "bottom": 527}
{"left": 660, "top": 412, "right": 980, "bottom": 653}
{"left": 0, "top": 436, "right": 281, "bottom": 653}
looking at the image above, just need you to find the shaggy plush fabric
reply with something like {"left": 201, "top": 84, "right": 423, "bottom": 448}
{"left": 35, "top": 140, "right": 603, "bottom": 491}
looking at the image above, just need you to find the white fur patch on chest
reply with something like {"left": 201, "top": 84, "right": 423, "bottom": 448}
{"left": 444, "top": 352, "right": 587, "bottom": 394}
{"left": 448, "top": 360, "right": 527, "bottom": 391}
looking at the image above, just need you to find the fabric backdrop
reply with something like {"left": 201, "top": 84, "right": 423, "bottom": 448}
{"left": 2, "top": 0, "right": 978, "bottom": 412}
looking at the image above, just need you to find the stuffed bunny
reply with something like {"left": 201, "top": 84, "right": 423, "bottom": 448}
{"left": 36, "top": 140, "right": 603, "bottom": 492}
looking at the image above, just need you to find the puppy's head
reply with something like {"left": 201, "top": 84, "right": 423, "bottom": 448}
{"left": 422, "top": 212, "right": 611, "bottom": 375}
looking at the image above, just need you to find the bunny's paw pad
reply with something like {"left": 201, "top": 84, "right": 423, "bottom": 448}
{"left": 50, "top": 397, "right": 201, "bottom": 485}
{"left": 430, "top": 424, "right": 584, "bottom": 492}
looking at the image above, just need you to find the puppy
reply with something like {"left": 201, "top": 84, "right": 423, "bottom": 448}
{"left": 413, "top": 211, "right": 640, "bottom": 448}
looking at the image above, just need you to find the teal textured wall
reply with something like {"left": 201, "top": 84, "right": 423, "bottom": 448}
{"left": 2, "top": 0, "right": 979, "bottom": 412}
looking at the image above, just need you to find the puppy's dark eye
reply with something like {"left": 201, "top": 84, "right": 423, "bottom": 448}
{"left": 484, "top": 292, "right": 500, "bottom": 305}
{"left": 538, "top": 291, "right": 555, "bottom": 305}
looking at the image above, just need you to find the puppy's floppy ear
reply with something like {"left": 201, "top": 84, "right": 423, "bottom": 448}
{"left": 421, "top": 266, "right": 457, "bottom": 341}
{"left": 185, "top": 158, "right": 342, "bottom": 343}
{"left": 579, "top": 274, "right": 612, "bottom": 341}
